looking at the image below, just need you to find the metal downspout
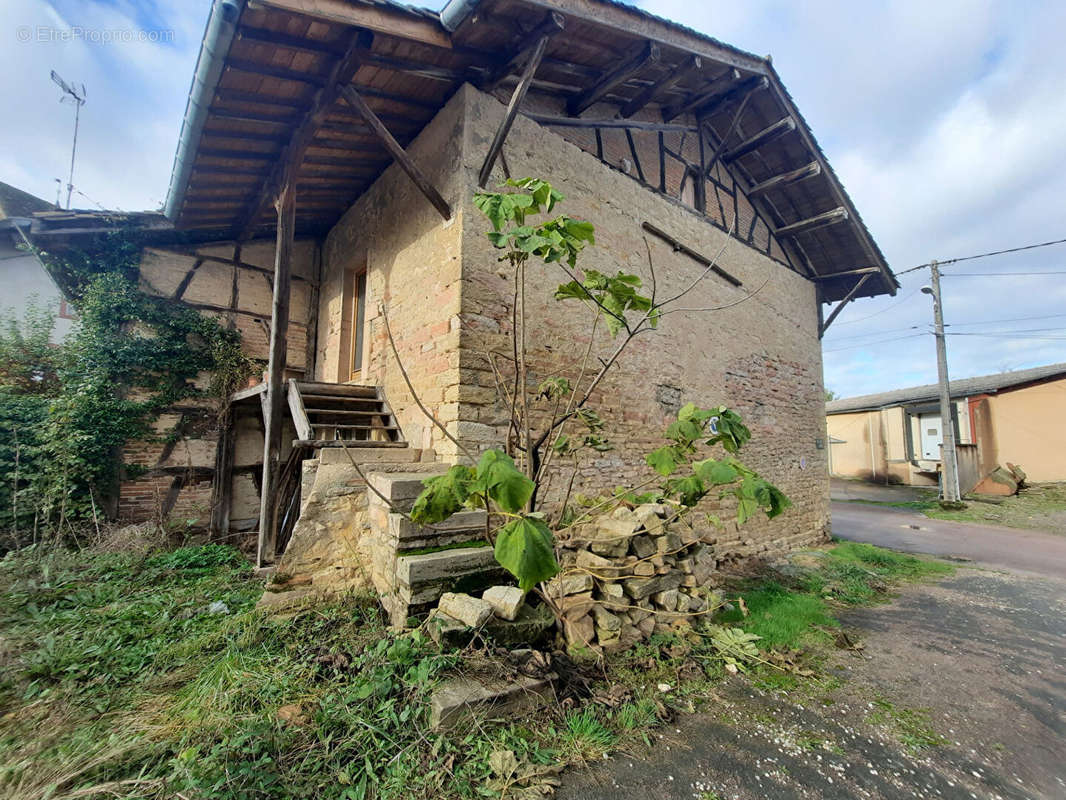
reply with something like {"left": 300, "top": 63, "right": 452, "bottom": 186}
{"left": 440, "top": 0, "right": 483, "bottom": 32}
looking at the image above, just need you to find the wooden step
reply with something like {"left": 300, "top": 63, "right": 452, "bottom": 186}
{"left": 295, "top": 381, "right": 379, "bottom": 398}
{"left": 305, "top": 408, "right": 392, "bottom": 419}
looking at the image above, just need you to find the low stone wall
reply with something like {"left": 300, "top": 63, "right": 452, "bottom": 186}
{"left": 550, "top": 502, "right": 722, "bottom": 654}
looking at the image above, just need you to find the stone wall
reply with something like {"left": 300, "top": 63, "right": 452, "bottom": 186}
{"left": 119, "top": 237, "right": 318, "bottom": 530}
{"left": 452, "top": 85, "right": 830, "bottom": 560}
{"left": 315, "top": 89, "right": 468, "bottom": 460}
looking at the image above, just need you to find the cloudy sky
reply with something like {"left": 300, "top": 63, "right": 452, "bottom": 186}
{"left": 3, "top": 0, "right": 1064, "bottom": 398}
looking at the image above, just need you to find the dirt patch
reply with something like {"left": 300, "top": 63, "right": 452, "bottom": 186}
{"left": 558, "top": 569, "right": 1066, "bottom": 799}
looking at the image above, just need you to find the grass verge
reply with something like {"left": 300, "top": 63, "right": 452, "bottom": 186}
{"left": 0, "top": 540, "right": 953, "bottom": 799}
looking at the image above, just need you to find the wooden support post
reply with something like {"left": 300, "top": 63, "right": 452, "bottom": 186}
{"left": 257, "top": 181, "right": 295, "bottom": 567}
{"left": 209, "top": 407, "right": 236, "bottom": 541}
{"left": 480, "top": 12, "right": 564, "bottom": 93}
{"left": 624, "top": 128, "right": 645, "bottom": 183}
{"left": 721, "top": 118, "right": 796, "bottom": 162}
{"left": 819, "top": 273, "right": 871, "bottom": 338}
{"left": 568, "top": 41, "right": 660, "bottom": 115}
{"left": 694, "top": 125, "right": 707, "bottom": 213}
{"left": 747, "top": 162, "right": 821, "bottom": 198}
{"left": 478, "top": 34, "right": 549, "bottom": 187}
{"left": 339, "top": 84, "right": 452, "bottom": 219}
{"left": 658, "top": 131, "right": 666, "bottom": 192}
{"left": 775, "top": 207, "right": 849, "bottom": 238}
{"left": 621, "top": 54, "right": 702, "bottom": 118}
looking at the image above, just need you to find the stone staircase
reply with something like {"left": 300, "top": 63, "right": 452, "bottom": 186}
{"left": 259, "top": 386, "right": 505, "bottom": 621}
{"left": 365, "top": 472, "right": 507, "bottom": 628}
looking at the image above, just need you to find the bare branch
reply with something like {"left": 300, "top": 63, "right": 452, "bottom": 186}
{"left": 656, "top": 271, "right": 772, "bottom": 317}
{"left": 379, "top": 302, "right": 476, "bottom": 462}
{"left": 653, "top": 217, "right": 736, "bottom": 308}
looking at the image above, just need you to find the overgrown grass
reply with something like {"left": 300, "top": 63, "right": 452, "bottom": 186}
{"left": 0, "top": 539, "right": 954, "bottom": 799}
{"left": 924, "top": 482, "right": 1066, "bottom": 531}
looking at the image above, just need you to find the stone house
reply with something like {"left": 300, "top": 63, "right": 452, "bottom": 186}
{"left": 27, "top": 0, "right": 897, "bottom": 600}
{"left": 827, "top": 363, "right": 1066, "bottom": 492}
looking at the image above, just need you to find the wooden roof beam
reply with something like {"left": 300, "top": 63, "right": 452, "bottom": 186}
{"left": 251, "top": 0, "right": 454, "bottom": 50}
{"left": 775, "top": 207, "right": 849, "bottom": 238}
{"left": 234, "top": 30, "right": 373, "bottom": 239}
{"left": 812, "top": 267, "right": 880, "bottom": 281}
{"left": 338, "top": 84, "right": 451, "bottom": 220}
{"left": 479, "top": 34, "right": 550, "bottom": 187}
{"left": 523, "top": 113, "right": 696, "bottom": 133}
{"left": 620, "top": 54, "right": 701, "bottom": 118}
{"left": 747, "top": 162, "right": 821, "bottom": 197}
{"left": 694, "top": 75, "right": 768, "bottom": 120}
{"left": 236, "top": 26, "right": 346, "bottom": 57}
{"left": 568, "top": 41, "right": 660, "bottom": 115}
{"left": 721, "top": 117, "right": 796, "bottom": 163}
{"left": 819, "top": 273, "right": 872, "bottom": 337}
{"left": 480, "top": 12, "right": 565, "bottom": 93}
{"left": 227, "top": 59, "right": 328, "bottom": 87}
{"left": 662, "top": 68, "right": 739, "bottom": 122}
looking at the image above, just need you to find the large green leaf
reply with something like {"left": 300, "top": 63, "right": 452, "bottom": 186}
{"left": 667, "top": 474, "right": 707, "bottom": 507}
{"left": 471, "top": 449, "right": 535, "bottom": 514}
{"left": 494, "top": 515, "right": 559, "bottom": 591}
{"left": 410, "top": 464, "right": 475, "bottom": 523}
{"left": 693, "top": 458, "right": 739, "bottom": 486}
{"left": 646, "top": 445, "right": 681, "bottom": 477}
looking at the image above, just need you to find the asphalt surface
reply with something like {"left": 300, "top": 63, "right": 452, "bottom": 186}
{"left": 831, "top": 501, "right": 1066, "bottom": 579}
{"left": 558, "top": 503, "right": 1066, "bottom": 800}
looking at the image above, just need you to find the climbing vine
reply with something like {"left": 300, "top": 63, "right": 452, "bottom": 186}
{"left": 0, "top": 228, "right": 254, "bottom": 543}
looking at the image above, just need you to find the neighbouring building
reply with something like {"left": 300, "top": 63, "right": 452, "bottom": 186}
{"left": 826, "top": 363, "right": 1066, "bottom": 491}
{"left": 25, "top": 0, "right": 898, "bottom": 606}
{"left": 0, "top": 181, "right": 74, "bottom": 340}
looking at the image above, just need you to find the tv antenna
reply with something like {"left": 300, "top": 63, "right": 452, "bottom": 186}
{"left": 51, "top": 70, "right": 86, "bottom": 210}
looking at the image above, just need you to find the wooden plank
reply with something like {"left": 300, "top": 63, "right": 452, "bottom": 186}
{"left": 522, "top": 113, "right": 697, "bottom": 133}
{"left": 227, "top": 58, "right": 327, "bottom": 88}
{"left": 641, "top": 221, "right": 743, "bottom": 287}
{"left": 479, "top": 33, "right": 550, "bottom": 187}
{"left": 209, "top": 408, "right": 236, "bottom": 540}
{"left": 620, "top": 54, "right": 701, "bottom": 118}
{"left": 256, "top": 180, "right": 295, "bottom": 568}
{"left": 296, "top": 382, "right": 380, "bottom": 397}
{"left": 819, "top": 273, "right": 871, "bottom": 337}
{"left": 775, "top": 207, "right": 849, "bottom": 238}
{"left": 339, "top": 84, "right": 452, "bottom": 220}
{"left": 287, "top": 379, "right": 313, "bottom": 441}
{"left": 255, "top": 0, "right": 454, "bottom": 50}
{"left": 661, "top": 68, "right": 739, "bottom": 122}
{"left": 568, "top": 41, "right": 660, "bottom": 115}
{"left": 812, "top": 266, "right": 880, "bottom": 282}
{"left": 721, "top": 118, "right": 796, "bottom": 162}
{"left": 237, "top": 25, "right": 346, "bottom": 57}
{"left": 480, "top": 12, "right": 565, "bottom": 93}
{"left": 747, "top": 162, "right": 821, "bottom": 197}
{"left": 231, "top": 382, "right": 267, "bottom": 403}
{"left": 234, "top": 30, "right": 373, "bottom": 239}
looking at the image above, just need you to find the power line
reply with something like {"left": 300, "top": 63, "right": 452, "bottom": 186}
{"left": 822, "top": 332, "right": 927, "bottom": 353}
{"left": 895, "top": 236, "right": 1066, "bottom": 276}
{"left": 831, "top": 286, "right": 923, "bottom": 326}
{"left": 947, "top": 312, "right": 1066, "bottom": 327}
{"left": 944, "top": 270, "right": 1066, "bottom": 277}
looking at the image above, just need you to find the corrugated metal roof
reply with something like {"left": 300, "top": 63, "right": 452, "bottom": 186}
{"left": 826, "top": 363, "right": 1066, "bottom": 414}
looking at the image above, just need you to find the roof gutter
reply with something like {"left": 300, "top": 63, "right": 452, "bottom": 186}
{"left": 440, "top": 0, "right": 482, "bottom": 32}
{"left": 164, "top": 0, "right": 243, "bottom": 222}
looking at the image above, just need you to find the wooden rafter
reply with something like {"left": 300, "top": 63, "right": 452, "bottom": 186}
{"left": 721, "top": 118, "right": 796, "bottom": 163}
{"left": 480, "top": 12, "right": 565, "bottom": 93}
{"left": 523, "top": 114, "right": 696, "bottom": 133}
{"left": 775, "top": 207, "right": 849, "bottom": 238}
{"left": 338, "top": 85, "right": 452, "bottom": 220}
{"left": 620, "top": 53, "right": 701, "bottom": 118}
{"left": 819, "top": 273, "right": 871, "bottom": 337}
{"left": 568, "top": 41, "right": 660, "bottom": 115}
{"left": 693, "top": 75, "right": 768, "bottom": 120}
{"left": 234, "top": 30, "right": 373, "bottom": 240}
{"left": 747, "top": 162, "right": 821, "bottom": 198}
{"left": 479, "top": 34, "right": 550, "bottom": 187}
{"left": 661, "top": 68, "right": 739, "bottom": 122}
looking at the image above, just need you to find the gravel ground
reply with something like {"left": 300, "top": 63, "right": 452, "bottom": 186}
{"left": 557, "top": 569, "right": 1066, "bottom": 800}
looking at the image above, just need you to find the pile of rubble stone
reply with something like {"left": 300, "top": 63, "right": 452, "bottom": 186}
{"left": 548, "top": 502, "right": 721, "bottom": 654}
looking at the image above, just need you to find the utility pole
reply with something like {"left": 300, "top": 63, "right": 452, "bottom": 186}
{"left": 923, "top": 261, "right": 961, "bottom": 503}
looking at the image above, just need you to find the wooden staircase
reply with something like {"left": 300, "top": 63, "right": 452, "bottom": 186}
{"left": 287, "top": 380, "right": 404, "bottom": 446}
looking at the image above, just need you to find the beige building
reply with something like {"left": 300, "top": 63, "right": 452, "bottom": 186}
{"left": 27, "top": 0, "right": 899, "bottom": 582}
{"left": 827, "top": 363, "right": 1066, "bottom": 490}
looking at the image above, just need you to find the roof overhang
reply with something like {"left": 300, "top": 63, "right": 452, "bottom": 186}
{"left": 163, "top": 0, "right": 898, "bottom": 301}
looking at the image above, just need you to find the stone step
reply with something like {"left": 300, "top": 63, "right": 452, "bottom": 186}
{"left": 396, "top": 546, "right": 505, "bottom": 607}
{"left": 367, "top": 470, "right": 448, "bottom": 511}
{"left": 318, "top": 446, "right": 421, "bottom": 466}
{"left": 389, "top": 510, "right": 488, "bottom": 552}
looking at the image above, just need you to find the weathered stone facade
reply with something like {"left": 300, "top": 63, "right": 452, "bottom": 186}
{"left": 113, "top": 81, "right": 829, "bottom": 569}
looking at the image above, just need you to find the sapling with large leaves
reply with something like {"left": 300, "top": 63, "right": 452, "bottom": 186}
{"left": 398, "top": 177, "right": 788, "bottom": 600}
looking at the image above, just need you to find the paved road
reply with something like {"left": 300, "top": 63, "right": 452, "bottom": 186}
{"left": 558, "top": 502, "right": 1066, "bottom": 800}
{"left": 831, "top": 501, "right": 1066, "bottom": 579}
